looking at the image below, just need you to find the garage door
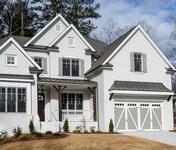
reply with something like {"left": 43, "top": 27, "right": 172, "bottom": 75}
{"left": 114, "top": 102, "right": 162, "bottom": 131}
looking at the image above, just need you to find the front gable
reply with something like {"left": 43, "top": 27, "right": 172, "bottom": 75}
{"left": 24, "top": 14, "right": 69, "bottom": 46}
{"left": 0, "top": 38, "right": 41, "bottom": 75}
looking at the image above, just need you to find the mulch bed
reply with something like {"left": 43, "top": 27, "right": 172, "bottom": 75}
{"left": 0, "top": 133, "right": 69, "bottom": 145}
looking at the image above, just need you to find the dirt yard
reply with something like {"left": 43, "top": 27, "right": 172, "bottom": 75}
{"left": 1, "top": 134, "right": 176, "bottom": 150}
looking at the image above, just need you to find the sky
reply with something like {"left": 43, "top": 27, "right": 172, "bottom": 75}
{"left": 92, "top": 0, "right": 176, "bottom": 60}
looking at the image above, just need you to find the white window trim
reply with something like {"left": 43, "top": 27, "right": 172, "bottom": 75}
{"left": 0, "top": 86, "right": 27, "bottom": 113}
{"left": 62, "top": 93, "right": 83, "bottom": 116}
{"left": 68, "top": 37, "right": 75, "bottom": 47}
{"left": 6, "top": 55, "right": 17, "bottom": 67}
{"left": 62, "top": 57, "right": 80, "bottom": 77}
{"left": 55, "top": 24, "right": 62, "bottom": 32}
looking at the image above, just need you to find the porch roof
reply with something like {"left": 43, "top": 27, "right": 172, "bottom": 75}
{"left": 38, "top": 77, "right": 97, "bottom": 86}
{"left": 109, "top": 81, "right": 172, "bottom": 93}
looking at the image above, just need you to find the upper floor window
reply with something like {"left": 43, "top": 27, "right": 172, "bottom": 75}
{"left": 59, "top": 57, "right": 84, "bottom": 77}
{"left": 63, "top": 58, "right": 79, "bottom": 76}
{"left": 68, "top": 37, "right": 75, "bottom": 47}
{"left": 56, "top": 24, "right": 62, "bottom": 32}
{"left": 6, "top": 55, "right": 16, "bottom": 66}
{"left": 134, "top": 53, "right": 142, "bottom": 72}
{"left": 34, "top": 57, "right": 43, "bottom": 68}
{"left": 130, "top": 52, "right": 147, "bottom": 73}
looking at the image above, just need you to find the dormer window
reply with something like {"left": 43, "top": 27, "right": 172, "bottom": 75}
{"left": 6, "top": 55, "right": 16, "bottom": 66}
{"left": 56, "top": 24, "right": 62, "bottom": 32}
{"left": 68, "top": 37, "right": 75, "bottom": 47}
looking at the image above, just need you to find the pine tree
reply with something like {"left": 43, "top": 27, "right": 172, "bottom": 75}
{"left": 31, "top": 0, "right": 101, "bottom": 36}
{"left": 0, "top": 0, "right": 38, "bottom": 37}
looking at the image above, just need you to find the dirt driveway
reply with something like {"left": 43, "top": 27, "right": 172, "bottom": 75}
{"left": 1, "top": 134, "right": 176, "bottom": 150}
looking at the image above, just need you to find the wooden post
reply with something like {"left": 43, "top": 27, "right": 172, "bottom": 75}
{"left": 53, "top": 86, "right": 67, "bottom": 122}
{"left": 88, "top": 87, "right": 97, "bottom": 121}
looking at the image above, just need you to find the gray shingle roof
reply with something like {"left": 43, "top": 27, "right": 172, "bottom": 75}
{"left": 0, "top": 35, "right": 31, "bottom": 47}
{"left": 85, "top": 37, "right": 108, "bottom": 55}
{"left": 109, "top": 81, "right": 172, "bottom": 92}
{"left": 0, "top": 74, "right": 34, "bottom": 80}
{"left": 38, "top": 77, "right": 97, "bottom": 86}
{"left": 86, "top": 26, "right": 137, "bottom": 74}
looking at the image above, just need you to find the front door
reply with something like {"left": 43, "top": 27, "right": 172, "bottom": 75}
{"left": 38, "top": 93, "right": 45, "bottom": 121}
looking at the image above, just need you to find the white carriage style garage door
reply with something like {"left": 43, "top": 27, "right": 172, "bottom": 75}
{"left": 114, "top": 102, "right": 162, "bottom": 131}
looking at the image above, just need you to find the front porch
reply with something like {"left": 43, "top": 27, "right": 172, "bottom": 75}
{"left": 37, "top": 77, "right": 97, "bottom": 132}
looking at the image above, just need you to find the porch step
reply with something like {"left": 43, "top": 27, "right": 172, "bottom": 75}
{"left": 40, "top": 122, "right": 57, "bottom": 133}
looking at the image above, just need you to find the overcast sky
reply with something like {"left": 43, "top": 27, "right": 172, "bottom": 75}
{"left": 92, "top": 0, "right": 176, "bottom": 57}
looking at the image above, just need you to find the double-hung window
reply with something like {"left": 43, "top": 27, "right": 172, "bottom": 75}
{"left": 63, "top": 58, "right": 80, "bottom": 76}
{"left": 62, "top": 93, "right": 83, "bottom": 115}
{"left": 0, "top": 87, "right": 26, "bottom": 113}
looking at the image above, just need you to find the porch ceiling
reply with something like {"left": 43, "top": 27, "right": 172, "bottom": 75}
{"left": 38, "top": 77, "right": 97, "bottom": 87}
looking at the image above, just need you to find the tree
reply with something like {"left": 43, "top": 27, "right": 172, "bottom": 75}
{"left": 0, "top": 0, "right": 38, "bottom": 37}
{"left": 31, "top": 0, "right": 101, "bottom": 37}
{"left": 63, "top": 118, "right": 69, "bottom": 132}
{"left": 138, "top": 20, "right": 155, "bottom": 38}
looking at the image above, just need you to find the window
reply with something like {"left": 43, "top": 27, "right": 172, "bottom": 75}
{"left": 131, "top": 52, "right": 147, "bottom": 72}
{"left": 34, "top": 57, "right": 43, "bottom": 68}
{"left": 134, "top": 53, "right": 142, "bottom": 72}
{"left": 62, "top": 93, "right": 83, "bottom": 112}
{"left": 0, "top": 87, "right": 5, "bottom": 112}
{"left": 0, "top": 87, "right": 26, "bottom": 113}
{"left": 6, "top": 55, "right": 16, "bottom": 66}
{"left": 18, "top": 88, "right": 26, "bottom": 112}
{"left": 56, "top": 24, "right": 62, "bottom": 32}
{"left": 63, "top": 58, "right": 80, "bottom": 76}
{"left": 68, "top": 37, "right": 74, "bottom": 47}
{"left": 7, "top": 87, "right": 16, "bottom": 112}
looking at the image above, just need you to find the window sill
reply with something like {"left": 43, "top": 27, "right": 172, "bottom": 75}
{"left": 6, "top": 64, "right": 17, "bottom": 67}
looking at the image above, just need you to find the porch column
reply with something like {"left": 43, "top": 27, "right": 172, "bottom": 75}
{"left": 88, "top": 87, "right": 97, "bottom": 121}
{"left": 53, "top": 86, "right": 62, "bottom": 121}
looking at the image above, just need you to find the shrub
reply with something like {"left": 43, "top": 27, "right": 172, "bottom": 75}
{"left": 19, "top": 134, "right": 28, "bottom": 140}
{"left": 0, "top": 130, "right": 8, "bottom": 140}
{"left": 45, "top": 131, "right": 53, "bottom": 135}
{"left": 13, "top": 126, "right": 22, "bottom": 137}
{"left": 95, "top": 130, "right": 102, "bottom": 134}
{"left": 84, "top": 130, "right": 89, "bottom": 134}
{"left": 53, "top": 132, "right": 60, "bottom": 136}
{"left": 3, "top": 137, "right": 11, "bottom": 143}
{"left": 63, "top": 119, "right": 69, "bottom": 132}
{"left": 35, "top": 132, "right": 42, "bottom": 137}
{"left": 73, "top": 125, "right": 82, "bottom": 133}
{"left": 109, "top": 119, "right": 114, "bottom": 132}
{"left": 90, "top": 126, "right": 95, "bottom": 133}
{"left": 29, "top": 120, "right": 35, "bottom": 134}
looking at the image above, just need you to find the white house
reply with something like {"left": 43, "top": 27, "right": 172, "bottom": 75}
{"left": 0, "top": 14, "right": 175, "bottom": 134}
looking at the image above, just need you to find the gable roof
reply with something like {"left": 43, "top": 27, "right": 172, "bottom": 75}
{"left": 0, "top": 35, "right": 31, "bottom": 47}
{"left": 0, "top": 37, "right": 42, "bottom": 70}
{"left": 48, "top": 24, "right": 96, "bottom": 52}
{"left": 86, "top": 26, "right": 136, "bottom": 74}
{"left": 85, "top": 37, "right": 108, "bottom": 55}
{"left": 86, "top": 25, "right": 176, "bottom": 75}
{"left": 24, "top": 14, "right": 69, "bottom": 46}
